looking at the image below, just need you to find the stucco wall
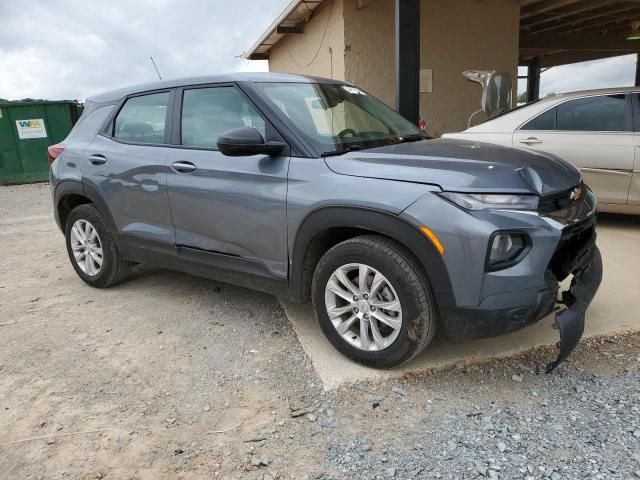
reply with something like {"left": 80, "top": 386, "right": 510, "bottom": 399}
{"left": 267, "top": 0, "right": 520, "bottom": 136}
{"left": 421, "top": 0, "right": 520, "bottom": 135}
{"left": 343, "top": 0, "right": 395, "bottom": 107}
{"left": 269, "top": 0, "right": 346, "bottom": 80}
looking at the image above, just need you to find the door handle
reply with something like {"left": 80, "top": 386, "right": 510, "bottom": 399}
{"left": 88, "top": 154, "right": 107, "bottom": 165}
{"left": 171, "top": 161, "right": 196, "bottom": 173}
{"left": 519, "top": 137, "right": 543, "bottom": 145}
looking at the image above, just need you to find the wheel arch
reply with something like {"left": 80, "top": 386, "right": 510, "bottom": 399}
{"left": 289, "top": 206, "right": 455, "bottom": 309}
{"left": 54, "top": 180, "right": 118, "bottom": 235}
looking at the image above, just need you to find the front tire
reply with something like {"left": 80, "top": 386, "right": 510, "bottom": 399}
{"left": 312, "top": 235, "right": 437, "bottom": 368}
{"left": 65, "top": 204, "right": 132, "bottom": 288}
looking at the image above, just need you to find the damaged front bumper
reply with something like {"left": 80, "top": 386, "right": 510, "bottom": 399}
{"left": 547, "top": 242, "right": 602, "bottom": 372}
{"left": 440, "top": 206, "right": 602, "bottom": 371}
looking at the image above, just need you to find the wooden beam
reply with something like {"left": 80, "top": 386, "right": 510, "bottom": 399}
{"left": 599, "top": 21, "right": 640, "bottom": 34}
{"left": 520, "top": 49, "right": 561, "bottom": 61}
{"left": 248, "top": 53, "right": 269, "bottom": 60}
{"left": 520, "top": 32, "right": 638, "bottom": 51}
{"left": 520, "top": 0, "right": 583, "bottom": 20}
{"left": 520, "top": 0, "right": 544, "bottom": 7}
{"left": 276, "top": 25, "right": 305, "bottom": 34}
{"left": 522, "top": 0, "right": 618, "bottom": 30}
{"left": 533, "top": 5, "right": 640, "bottom": 35}
{"left": 533, "top": 51, "right": 634, "bottom": 67}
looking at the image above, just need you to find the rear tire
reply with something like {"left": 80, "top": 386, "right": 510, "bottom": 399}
{"left": 312, "top": 235, "right": 437, "bottom": 368}
{"left": 65, "top": 204, "right": 132, "bottom": 288}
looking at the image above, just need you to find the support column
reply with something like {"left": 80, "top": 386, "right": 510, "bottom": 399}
{"left": 395, "top": 0, "right": 421, "bottom": 125}
{"left": 635, "top": 53, "right": 640, "bottom": 87}
{"left": 527, "top": 57, "right": 541, "bottom": 102}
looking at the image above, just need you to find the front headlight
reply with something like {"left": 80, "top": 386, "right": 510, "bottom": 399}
{"left": 439, "top": 192, "right": 539, "bottom": 211}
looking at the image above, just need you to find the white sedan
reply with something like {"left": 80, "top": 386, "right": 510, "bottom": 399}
{"left": 443, "top": 87, "right": 640, "bottom": 214}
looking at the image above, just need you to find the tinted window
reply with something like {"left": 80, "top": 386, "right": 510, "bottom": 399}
{"left": 521, "top": 107, "right": 556, "bottom": 131}
{"left": 181, "top": 87, "right": 265, "bottom": 149}
{"left": 556, "top": 95, "right": 626, "bottom": 132}
{"left": 114, "top": 92, "right": 170, "bottom": 144}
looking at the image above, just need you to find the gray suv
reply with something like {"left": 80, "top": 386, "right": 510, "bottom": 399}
{"left": 49, "top": 73, "right": 602, "bottom": 370}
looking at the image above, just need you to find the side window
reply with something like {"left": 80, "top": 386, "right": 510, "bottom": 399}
{"left": 556, "top": 95, "right": 627, "bottom": 132}
{"left": 181, "top": 87, "right": 266, "bottom": 149}
{"left": 66, "top": 105, "right": 114, "bottom": 142}
{"left": 521, "top": 108, "right": 556, "bottom": 131}
{"left": 114, "top": 92, "right": 170, "bottom": 144}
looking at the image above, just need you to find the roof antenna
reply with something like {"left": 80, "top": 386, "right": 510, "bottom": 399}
{"left": 150, "top": 56, "right": 162, "bottom": 80}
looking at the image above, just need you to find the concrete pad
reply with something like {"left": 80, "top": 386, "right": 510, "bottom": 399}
{"left": 280, "top": 213, "right": 640, "bottom": 390}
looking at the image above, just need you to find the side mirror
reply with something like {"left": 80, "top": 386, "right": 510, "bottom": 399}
{"left": 217, "top": 127, "right": 286, "bottom": 157}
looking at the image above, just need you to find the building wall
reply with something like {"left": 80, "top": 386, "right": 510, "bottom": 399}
{"left": 421, "top": 0, "right": 520, "bottom": 135}
{"left": 269, "top": 0, "right": 346, "bottom": 80}
{"left": 267, "top": 0, "right": 520, "bottom": 136}
{"left": 343, "top": 0, "right": 395, "bottom": 107}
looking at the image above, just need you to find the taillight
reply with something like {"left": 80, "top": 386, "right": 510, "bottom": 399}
{"left": 47, "top": 144, "right": 66, "bottom": 164}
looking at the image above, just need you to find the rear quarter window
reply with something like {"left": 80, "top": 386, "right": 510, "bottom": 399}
{"left": 520, "top": 107, "right": 556, "bottom": 131}
{"left": 65, "top": 105, "right": 114, "bottom": 143}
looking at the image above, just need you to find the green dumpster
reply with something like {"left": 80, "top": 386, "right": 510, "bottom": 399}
{"left": 0, "top": 100, "right": 82, "bottom": 185}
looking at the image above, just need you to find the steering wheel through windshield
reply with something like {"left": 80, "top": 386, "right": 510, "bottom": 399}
{"left": 337, "top": 128, "right": 357, "bottom": 140}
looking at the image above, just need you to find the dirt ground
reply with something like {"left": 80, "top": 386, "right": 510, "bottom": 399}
{"left": 1, "top": 183, "right": 639, "bottom": 480}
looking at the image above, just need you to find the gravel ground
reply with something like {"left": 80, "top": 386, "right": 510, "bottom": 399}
{"left": 1, "top": 183, "right": 639, "bottom": 479}
{"left": 322, "top": 340, "right": 640, "bottom": 480}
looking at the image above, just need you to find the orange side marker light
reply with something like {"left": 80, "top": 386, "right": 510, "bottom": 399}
{"left": 419, "top": 226, "right": 445, "bottom": 256}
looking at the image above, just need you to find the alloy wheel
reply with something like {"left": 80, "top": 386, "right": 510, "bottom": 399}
{"left": 70, "top": 219, "right": 104, "bottom": 276}
{"left": 324, "top": 263, "right": 403, "bottom": 351}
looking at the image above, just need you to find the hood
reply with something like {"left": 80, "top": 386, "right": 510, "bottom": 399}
{"left": 324, "top": 139, "right": 581, "bottom": 195}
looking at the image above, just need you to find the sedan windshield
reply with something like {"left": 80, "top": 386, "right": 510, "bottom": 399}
{"left": 255, "top": 82, "right": 425, "bottom": 155}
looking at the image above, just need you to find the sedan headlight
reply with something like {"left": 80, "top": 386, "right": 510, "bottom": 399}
{"left": 439, "top": 192, "right": 539, "bottom": 211}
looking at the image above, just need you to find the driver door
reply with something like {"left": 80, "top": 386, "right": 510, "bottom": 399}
{"left": 165, "top": 84, "right": 290, "bottom": 278}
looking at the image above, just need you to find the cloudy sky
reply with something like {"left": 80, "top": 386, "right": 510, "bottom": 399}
{"left": 0, "top": 0, "right": 285, "bottom": 100}
{"left": 0, "top": 0, "right": 636, "bottom": 101}
{"left": 539, "top": 54, "right": 636, "bottom": 97}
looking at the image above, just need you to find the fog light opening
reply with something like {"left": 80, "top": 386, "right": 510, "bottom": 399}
{"left": 487, "top": 232, "right": 529, "bottom": 271}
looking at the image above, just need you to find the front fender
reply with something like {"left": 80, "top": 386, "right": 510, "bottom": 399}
{"left": 288, "top": 206, "right": 455, "bottom": 309}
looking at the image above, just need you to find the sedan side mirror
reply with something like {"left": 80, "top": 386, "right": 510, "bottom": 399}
{"left": 217, "top": 127, "right": 286, "bottom": 157}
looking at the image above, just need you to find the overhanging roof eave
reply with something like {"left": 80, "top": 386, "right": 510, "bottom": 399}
{"left": 243, "top": 0, "right": 326, "bottom": 60}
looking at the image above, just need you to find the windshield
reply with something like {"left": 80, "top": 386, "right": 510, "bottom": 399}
{"left": 255, "top": 82, "right": 425, "bottom": 155}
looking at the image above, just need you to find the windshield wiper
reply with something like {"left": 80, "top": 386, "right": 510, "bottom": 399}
{"left": 320, "top": 145, "right": 364, "bottom": 157}
{"left": 388, "top": 134, "right": 427, "bottom": 144}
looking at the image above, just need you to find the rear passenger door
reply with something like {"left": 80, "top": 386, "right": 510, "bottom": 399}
{"left": 513, "top": 94, "right": 633, "bottom": 205}
{"left": 84, "top": 90, "right": 176, "bottom": 245}
{"left": 165, "top": 84, "right": 290, "bottom": 278}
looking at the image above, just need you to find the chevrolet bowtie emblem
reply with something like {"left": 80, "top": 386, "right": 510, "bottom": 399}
{"left": 570, "top": 186, "right": 583, "bottom": 201}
